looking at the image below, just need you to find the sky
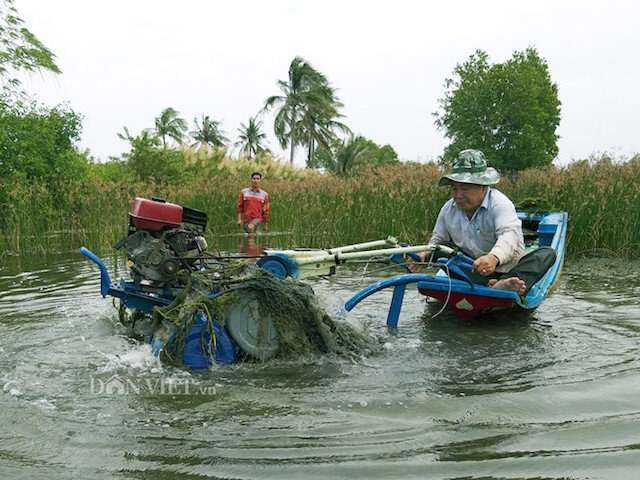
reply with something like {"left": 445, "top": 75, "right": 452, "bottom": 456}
{"left": 14, "top": 0, "right": 640, "bottom": 166}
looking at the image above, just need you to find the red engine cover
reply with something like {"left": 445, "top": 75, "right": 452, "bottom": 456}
{"left": 129, "top": 197, "right": 183, "bottom": 231}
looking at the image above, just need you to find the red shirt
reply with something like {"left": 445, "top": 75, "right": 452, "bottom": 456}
{"left": 237, "top": 188, "right": 269, "bottom": 223}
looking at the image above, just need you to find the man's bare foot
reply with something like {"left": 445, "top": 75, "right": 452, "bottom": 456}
{"left": 488, "top": 277, "right": 526, "bottom": 295}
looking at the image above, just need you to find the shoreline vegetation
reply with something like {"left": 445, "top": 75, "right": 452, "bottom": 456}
{"left": 1, "top": 7, "right": 634, "bottom": 262}
{"left": 2, "top": 152, "right": 639, "bottom": 259}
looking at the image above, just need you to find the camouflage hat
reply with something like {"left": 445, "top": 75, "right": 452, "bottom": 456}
{"left": 439, "top": 149, "right": 500, "bottom": 186}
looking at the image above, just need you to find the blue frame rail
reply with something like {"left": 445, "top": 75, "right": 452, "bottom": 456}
{"left": 344, "top": 274, "right": 434, "bottom": 328}
{"left": 80, "top": 247, "right": 240, "bottom": 368}
{"left": 80, "top": 247, "right": 112, "bottom": 298}
{"left": 343, "top": 251, "right": 477, "bottom": 328}
{"left": 80, "top": 247, "right": 243, "bottom": 312}
{"left": 80, "top": 247, "right": 175, "bottom": 312}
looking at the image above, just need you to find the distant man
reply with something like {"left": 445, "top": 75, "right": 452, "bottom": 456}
{"left": 237, "top": 171, "right": 269, "bottom": 234}
{"left": 416, "top": 149, "right": 555, "bottom": 295}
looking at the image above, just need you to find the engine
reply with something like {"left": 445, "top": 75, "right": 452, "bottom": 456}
{"left": 115, "top": 197, "right": 208, "bottom": 287}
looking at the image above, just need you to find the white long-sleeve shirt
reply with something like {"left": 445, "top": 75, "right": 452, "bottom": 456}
{"left": 428, "top": 188, "right": 524, "bottom": 272}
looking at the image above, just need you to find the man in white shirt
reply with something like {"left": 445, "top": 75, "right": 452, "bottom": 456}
{"left": 417, "top": 150, "right": 555, "bottom": 295}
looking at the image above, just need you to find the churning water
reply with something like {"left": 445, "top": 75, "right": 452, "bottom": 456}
{"left": 1, "top": 248, "right": 639, "bottom": 479}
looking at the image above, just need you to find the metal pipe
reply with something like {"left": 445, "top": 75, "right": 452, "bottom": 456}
{"left": 264, "top": 237, "right": 398, "bottom": 258}
{"left": 326, "top": 236, "right": 398, "bottom": 254}
{"left": 295, "top": 244, "right": 453, "bottom": 266}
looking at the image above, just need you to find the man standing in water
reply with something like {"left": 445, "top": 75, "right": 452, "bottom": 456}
{"left": 415, "top": 149, "right": 555, "bottom": 295}
{"left": 237, "top": 171, "right": 270, "bottom": 234}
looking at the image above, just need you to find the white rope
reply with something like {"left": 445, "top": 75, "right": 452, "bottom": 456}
{"left": 427, "top": 249, "right": 453, "bottom": 319}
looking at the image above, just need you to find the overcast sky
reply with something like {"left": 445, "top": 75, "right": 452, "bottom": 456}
{"left": 15, "top": 0, "right": 640, "bottom": 166}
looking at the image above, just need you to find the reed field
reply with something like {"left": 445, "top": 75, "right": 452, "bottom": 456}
{"left": 1, "top": 156, "right": 639, "bottom": 258}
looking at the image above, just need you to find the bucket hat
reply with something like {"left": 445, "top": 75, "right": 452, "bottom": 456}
{"left": 439, "top": 149, "right": 500, "bottom": 186}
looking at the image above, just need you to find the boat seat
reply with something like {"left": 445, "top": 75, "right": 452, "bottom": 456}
{"left": 523, "top": 227, "right": 538, "bottom": 240}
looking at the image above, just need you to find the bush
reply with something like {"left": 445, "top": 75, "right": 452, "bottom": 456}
{"left": 128, "top": 145, "right": 189, "bottom": 183}
{"left": 0, "top": 100, "right": 90, "bottom": 183}
{"left": 90, "top": 158, "right": 130, "bottom": 183}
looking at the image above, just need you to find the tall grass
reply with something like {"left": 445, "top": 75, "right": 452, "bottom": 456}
{"left": 2, "top": 155, "right": 639, "bottom": 257}
{"left": 500, "top": 155, "right": 640, "bottom": 257}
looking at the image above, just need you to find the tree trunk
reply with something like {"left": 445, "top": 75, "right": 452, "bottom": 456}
{"left": 289, "top": 107, "right": 297, "bottom": 165}
{"left": 307, "top": 138, "right": 315, "bottom": 167}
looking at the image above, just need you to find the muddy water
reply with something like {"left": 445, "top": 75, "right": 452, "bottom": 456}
{"left": 1, "top": 245, "right": 639, "bottom": 479}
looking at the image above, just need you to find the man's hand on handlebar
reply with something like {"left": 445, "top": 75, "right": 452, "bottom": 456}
{"left": 407, "top": 250, "right": 428, "bottom": 273}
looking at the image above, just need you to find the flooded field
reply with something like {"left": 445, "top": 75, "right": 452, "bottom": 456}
{"left": 1, "top": 244, "right": 639, "bottom": 479}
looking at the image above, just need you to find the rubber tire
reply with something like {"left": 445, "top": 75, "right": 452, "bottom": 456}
{"left": 225, "top": 292, "right": 279, "bottom": 360}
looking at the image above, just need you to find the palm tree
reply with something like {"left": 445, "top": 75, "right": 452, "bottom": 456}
{"left": 236, "top": 116, "right": 267, "bottom": 159}
{"left": 190, "top": 114, "right": 228, "bottom": 149}
{"left": 117, "top": 126, "right": 159, "bottom": 151}
{"left": 117, "top": 126, "right": 135, "bottom": 144}
{"left": 299, "top": 90, "right": 351, "bottom": 167}
{"left": 263, "top": 56, "right": 339, "bottom": 165}
{"left": 330, "top": 135, "right": 372, "bottom": 175}
{"left": 154, "top": 107, "right": 188, "bottom": 148}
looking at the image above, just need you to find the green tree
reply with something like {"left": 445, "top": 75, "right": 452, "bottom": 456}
{"left": 118, "top": 126, "right": 160, "bottom": 151}
{"left": 117, "top": 129, "right": 187, "bottom": 183}
{"left": 332, "top": 135, "right": 371, "bottom": 175}
{"left": 264, "top": 56, "right": 347, "bottom": 165}
{"left": 313, "top": 135, "right": 400, "bottom": 174}
{"left": 434, "top": 48, "right": 561, "bottom": 171}
{"left": 236, "top": 116, "right": 267, "bottom": 159}
{"left": 190, "top": 114, "right": 228, "bottom": 149}
{"left": 0, "top": 101, "right": 88, "bottom": 183}
{"left": 154, "top": 107, "right": 187, "bottom": 148}
{"left": 300, "top": 91, "right": 351, "bottom": 168}
{"left": 374, "top": 144, "right": 400, "bottom": 166}
{"left": 0, "top": 0, "right": 61, "bottom": 94}
{"left": 129, "top": 147, "right": 188, "bottom": 183}
{"left": 117, "top": 126, "right": 190, "bottom": 181}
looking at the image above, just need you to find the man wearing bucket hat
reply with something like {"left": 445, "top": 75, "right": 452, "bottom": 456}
{"left": 415, "top": 149, "right": 554, "bottom": 295}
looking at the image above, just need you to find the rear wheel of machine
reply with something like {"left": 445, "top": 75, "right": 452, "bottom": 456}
{"left": 225, "top": 292, "right": 279, "bottom": 361}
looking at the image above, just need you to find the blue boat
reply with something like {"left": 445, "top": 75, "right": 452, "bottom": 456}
{"left": 344, "top": 210, "right": 568, "bottom": 321}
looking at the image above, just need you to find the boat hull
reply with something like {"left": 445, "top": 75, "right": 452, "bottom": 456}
{"left": 418, "top": 287, "right": 517, "bottom": 318}
{"left": 417, "top": 210, "right": 568, "bottom": 319}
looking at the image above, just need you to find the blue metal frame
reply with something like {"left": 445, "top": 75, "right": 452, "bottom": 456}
{"left": 80, "top": 247, "right": 174, "bottom": 312}
{"left": 80, "top": 247, "right": 238, "bottom": 367}
{"left": 344, "top": 251, "right": 482, "bottom": 328}
{"left": 344, "top": 274, "right": 433, "bottom": 328}
{"left": 82, "top": 210, "right": 568, "bottom": 354}
{"left": 80, "top": 247, "right": 111, "bottom": 298}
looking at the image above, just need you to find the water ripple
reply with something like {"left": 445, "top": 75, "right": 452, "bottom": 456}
{"left": 1, "top": 254, "right": 640, "bottom": 478}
